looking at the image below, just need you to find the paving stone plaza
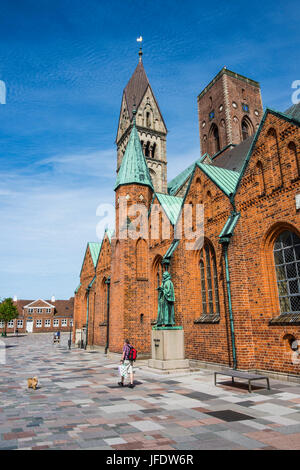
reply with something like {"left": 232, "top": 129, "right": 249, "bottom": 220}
{"left": 1, "top": 333, "right": 300, "bottom": 450}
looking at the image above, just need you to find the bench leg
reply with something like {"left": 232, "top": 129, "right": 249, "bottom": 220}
{"left": 214, "top": 373, "right": 217, "bottom": 386}
{"left": 248, "top": 380, "right": 252, "bottom": 393}
{"left": 266, "top": 378, "right": 270, "bottom": 390}
{"left": 232, "top": 377, "right": 235, "bottom": 384}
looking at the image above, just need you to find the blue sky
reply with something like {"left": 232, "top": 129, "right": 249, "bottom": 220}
{"left": 0, "top": 0, "right": 299, "bottom": 299}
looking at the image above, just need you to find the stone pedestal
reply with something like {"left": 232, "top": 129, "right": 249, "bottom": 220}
{"left": 148, "top": 327, "right": 189, "bottom": 370}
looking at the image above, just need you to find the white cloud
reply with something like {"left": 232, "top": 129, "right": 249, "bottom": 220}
{"left": 0, "top": 149, "right": 116, "bottom": 299}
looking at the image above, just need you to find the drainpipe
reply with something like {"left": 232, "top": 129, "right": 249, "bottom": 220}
{"left": 104, "top": 277, "right": 111, "bottom": 355}
{"left": 85, "top": 287, "right": 90, "bottom": 350}
{"left": 220, "top": 237, "right": 237, "bottom": 369}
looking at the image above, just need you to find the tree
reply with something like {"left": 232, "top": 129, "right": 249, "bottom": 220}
{"left": 0, "top": 298, "right": 19, "bottom": 337}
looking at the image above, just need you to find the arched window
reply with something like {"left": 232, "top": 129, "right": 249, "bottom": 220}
{"left": 199, "top": 243, "right": 220, "bottom": 316}
{"left": 274, "top": 231, "right": 300, "bottom": 315}
{"left": 151, "top": 143, "right": 156, "bottom": 158}
{"left": 146, "top": 111, "right": 152, "bottom": 128}
{"left": 145, "top": 141, "right": 150, "bottom": 157}
{"left": 241, "top": 116, "right": 253, "bottom": 141}
{"left": 209, "top": 124, "right": 220, "bottom": 155}
{"left": 136, "top": 239, "right": 148, "bottom": 279}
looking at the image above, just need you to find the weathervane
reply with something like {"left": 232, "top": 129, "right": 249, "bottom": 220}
{"left": 137, "top": 36, "right": 143, "bottom": 62}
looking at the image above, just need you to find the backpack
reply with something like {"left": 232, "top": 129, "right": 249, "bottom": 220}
{"left": 128, "top": 345, "right": 137, "bottom": 361}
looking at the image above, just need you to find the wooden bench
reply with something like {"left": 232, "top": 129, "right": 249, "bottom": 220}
{"left": 214, "top": 370, "right": 270, "bottom": 393}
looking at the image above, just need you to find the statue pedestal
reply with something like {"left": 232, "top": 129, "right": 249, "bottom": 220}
{"left": 148, "top": 327, "right": 189, "bottom": 371}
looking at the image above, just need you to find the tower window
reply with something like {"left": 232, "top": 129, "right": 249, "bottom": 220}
{"left": 242, "top": 120, "right": 249, "bottom": 140}
{"left": 145, "top": 141, "right": 150, "bottom": 157}
{"left": 151, "top": 143, "right": 156, "bottom": 158}
{"left": 209, "top": 124, "right": 220, "bottom": 154}
{"left": 241, "top": 116, "right": 253, "bottom": 141}
{"left": 146, "top": 112, "right": 151, "bottom": 128}
{"left": 242, "top": 103, "right": 249, "bottom": 113}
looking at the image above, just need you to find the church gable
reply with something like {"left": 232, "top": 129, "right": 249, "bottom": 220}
{"left": 136, "top": 85, "right": 167, "bottom": 134}
{"left": 96, "top": 232, "right": 112, "bottom": 274}
{"left": 80, "top": 244, "right": 98, "bottom": 281}
{"left": 183, "top": 164, "right": 232, "bottom": 223}
{"left": 235, "top": 109, "right": 300, "bottom": 202}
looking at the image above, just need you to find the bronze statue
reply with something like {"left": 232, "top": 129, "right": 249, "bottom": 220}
{"left": 156, "top": 271, "right": 175, "bottom": 327}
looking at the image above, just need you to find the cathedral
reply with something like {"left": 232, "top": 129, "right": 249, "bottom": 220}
{"left": 73, "top": 49, "right": 300, "bottom": 376}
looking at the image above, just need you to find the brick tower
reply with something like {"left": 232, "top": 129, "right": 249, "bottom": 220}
{"left": 197, "top": 67, "right": 263, "bottom": 156}
{"left": 116, "top": 48, "right": 168, "bottom": 193}
{"left": 110, "top": 113, "right": 153, "bottom": 355}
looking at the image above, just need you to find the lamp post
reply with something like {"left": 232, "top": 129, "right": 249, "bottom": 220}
{"left": 68, "top": 319, "right": 73, "bottom": 350}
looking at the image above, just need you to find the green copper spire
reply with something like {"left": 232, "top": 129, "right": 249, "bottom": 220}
{"left": 114, "top": 118, "right": 154, "bottom": 191}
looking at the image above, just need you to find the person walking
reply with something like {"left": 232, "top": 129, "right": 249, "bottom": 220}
{"left": 118, "top": 339, "right": 134, "bottom": 388}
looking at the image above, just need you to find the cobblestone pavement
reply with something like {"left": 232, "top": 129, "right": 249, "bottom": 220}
{"left": 1, "top": 333, "right": 300, "bottom": 450}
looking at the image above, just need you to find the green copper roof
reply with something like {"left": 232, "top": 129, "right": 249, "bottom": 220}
{"left": 168, "top": 157, "right": 203, "bottom": 196}
{"left": 88, "top": 242, "right": 102, "bottom": 268}
{"left": 219, "top": 212, "right": 241, "bottom": 239}
{"left": 197, "top": 163, "right": 240, "bottom": 197}
{"left": 155, "top": 193, "right": 183, "bottom": 226}
{"left": 285, "top": 103, "right": 300, "bottom": 123}
{"left": 115, "top": 123, "right": 154, "bottom": 191}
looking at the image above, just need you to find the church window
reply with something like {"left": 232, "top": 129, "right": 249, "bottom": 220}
{"left": 199, "top": 243, "right": 220, "bottom": 316}
{"left": 242, "top": 103, "right": 249, "bottom": 113}
{"left": 151, "top": 143, "right": 156, "bottom": 158}
{"left": 145, "top": 141, "right": 150, "bottom": 157}
{"left": 241, "top": 116, "right": 253, "bottom": 141}
{"left": 209, "top": 124, "right": 220, "bottom": 154}
{"left": 146, "top": 112, "right": 151, "bottom": 128}
{"left": 209, "top": 110, "right": 215, "bottom": 120}
{"left": 274, "top": 231, "right": 300, "bottom": 315}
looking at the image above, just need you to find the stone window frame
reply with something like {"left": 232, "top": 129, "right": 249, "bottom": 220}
{"left": 194, "top": 240, "right": 220, "bottom": 324}
{"left": 273, "top": 231, "right": 300, "bottom": 315}
{"left": 264, "top": 223, "right": 300, "bottom": 325}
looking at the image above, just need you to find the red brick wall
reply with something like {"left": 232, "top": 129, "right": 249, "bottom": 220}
{"left": 197, "top": 69, "right": 263, "bottom": 155}
{"left": 234, "top": 112, "right": 300, "bottom": 373}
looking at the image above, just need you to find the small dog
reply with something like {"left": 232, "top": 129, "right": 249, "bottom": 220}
{"left": 27, "top": 377, "right": 38, "bottom": 390}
